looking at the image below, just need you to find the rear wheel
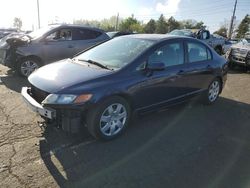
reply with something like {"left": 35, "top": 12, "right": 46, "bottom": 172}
{"left": 17, "top": 58, "right": 42, "bottom": 77}
{"left": 203, "top": 78, "right": 221, "bottom": 105}
{"left": 86, "top": 96, "right": 131, "bottom": 140}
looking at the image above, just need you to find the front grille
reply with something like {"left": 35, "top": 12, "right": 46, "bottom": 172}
{"left": 30, "top": 85, "right": 50, "bottom": 103}
{"left": 231, "top": 48, "right": 248, "bottom": 57}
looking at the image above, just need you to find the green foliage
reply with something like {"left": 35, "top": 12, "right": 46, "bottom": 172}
{"left": 236, "top": 14, "right": 250, "bottom": 38}
{"left": 179, "top": 19, "right": 206, "bottom": 29}
{"left": 13, "top": 17, "right": 22, "bottom": 30}
{"left": 119, "top": 16, "right": 143, "bottom": 32}
{"left": 214, "top": 26, "right": 228, "bottom": 38}
{"left": 73, "top": 16, "right": 119, "bottom": 31}
{"left": 156, "top": 14, "right": 168, "bottom": 34}
{"left": 144, "top": 19, "right": 156, "bottom": 33}
{"left": 73, "top": 15, "right": 206, "bottom": 34}
{"left": 167, "top": 16, "right": 181, "bottom": 32}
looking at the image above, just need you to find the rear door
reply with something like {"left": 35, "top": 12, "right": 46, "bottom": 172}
{"left": 184, "top": 40, "right": 214, "bottom": 93}
{"left": 71, "top": 28, "right": 104, "bottom": 55}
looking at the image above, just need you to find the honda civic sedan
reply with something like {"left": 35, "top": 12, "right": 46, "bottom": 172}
{"left": 22, "top": 34, "right": 228, "bottom": 140}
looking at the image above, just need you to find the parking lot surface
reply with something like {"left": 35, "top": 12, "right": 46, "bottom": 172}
{"left": 0, "top": 64, "right": 250, "bottom": 188}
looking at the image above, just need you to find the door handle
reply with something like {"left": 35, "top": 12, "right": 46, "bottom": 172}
{"left": 68, "top": 45, "right": 74, "bottom": 48}
{"left": 177, "top": 70, "right": 185, "bottom": 75}
{"left": 207, "top": 65, "right": 212, "bottom": 69}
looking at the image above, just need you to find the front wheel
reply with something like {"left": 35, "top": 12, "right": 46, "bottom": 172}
{"left": 86, "top": 96, "right": 131, "bottom": 140}
{"left": 17, "top": 58, "right": 42, "bottom": 77}
{"left": 203, "top": 78, "right": 221, "bottom": 105}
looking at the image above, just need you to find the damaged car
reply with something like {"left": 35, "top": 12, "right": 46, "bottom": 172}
{"left": 21, "top": 35, "right": 228, "bottom": 140}
{"left": 0, "top": 24, "right": 110, "bottom": 77}
{"left": 226, "top": 38, "right": 250, "bottom": 69}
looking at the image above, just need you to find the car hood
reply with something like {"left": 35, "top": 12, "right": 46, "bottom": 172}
{"left": 231, "top": 43, "right": 250, "bottom": 51}
{"left": 0, "top": 33, "right": 31, "bottom": 49}
{"left": 28, "top": 59, "right": 112, "bottom": 93}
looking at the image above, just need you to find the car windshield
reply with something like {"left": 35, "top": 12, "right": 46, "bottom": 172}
{"left": 75, "top": 37, "right": 155, "bottom": 69}
{"left": 28, "top": 25, "right": 57, "bottom": 39}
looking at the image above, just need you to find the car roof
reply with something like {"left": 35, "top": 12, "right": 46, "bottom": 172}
{"left": 49, "top": 24, "right": 105, "bottom": 32}
{"left": 119, "top": 34, "right": 192, "bottom": 41}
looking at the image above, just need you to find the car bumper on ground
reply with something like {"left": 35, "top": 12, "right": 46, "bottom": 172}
{"left": 21, "top": 87, "right": 56, "bottom": 119}
{"left": 0, "top": 49, "right": 6, "bottom": 65}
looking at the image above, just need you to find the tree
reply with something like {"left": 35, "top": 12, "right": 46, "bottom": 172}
{"left": 214, "top": 26, "right": 228, "bottom": 38}
{"left": 13, "top": 17, "right": 22, "bottom": 31}
{"left": 236, "top": 14, "right": 250, "bottom": 38}
{"left": 167, "top": 16, "right": 180, "bottom": 32}
{"left": 180, "top": 19, "right": 205, "bottom": 29}
{"left": 144, "top": 19, "right": 156, "bottom": 33}
{"left": 155, "top": 14, "right": 167, "bottom": 34}
{"left": 99, "top": 16, "right": 117, "bottom": 31}
{"left": 119, "top": 16, "right": 143, "bottom": 32}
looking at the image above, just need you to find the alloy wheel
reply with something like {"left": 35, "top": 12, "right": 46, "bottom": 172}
{"left": 100, "top": 103, "right": 127, "bottom": 136}
{"left": 20, "top": 60, "right": 39, "bottom": 77}
{"left": 208, "top": 80, "right": 220, "bottom": 102}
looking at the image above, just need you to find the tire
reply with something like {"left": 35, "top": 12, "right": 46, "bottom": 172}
{"left": 17, "top": 57, "right": 42, "bottom": 77}
{"left": 86, "top": 96, "right": 131, "bottom": 140}
{"left": 203, "top": 78, "right": 221, "bottom": 105}
{"left": 214, "top": 46, "right": 222, "bottom": 55}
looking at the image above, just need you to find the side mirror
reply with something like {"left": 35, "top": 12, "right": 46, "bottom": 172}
{"left": 147, "top": 62, "right": 165, "bottom": 71}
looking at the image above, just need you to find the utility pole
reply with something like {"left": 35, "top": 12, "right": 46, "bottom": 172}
{"left": 228, "top": 0, "right": 237, "bottom": 39}
{"left": 37, "top": 0, "right": 41, "bottom": 29}
{"left": 115, "top": 13, "right": 119, "bottom": 31}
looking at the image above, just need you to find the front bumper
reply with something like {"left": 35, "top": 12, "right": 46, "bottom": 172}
{"left": 21, "top": 87, "right": 56, "bottom": 119}
{"left": 0, "top": 49, "right": 6, "bottom": 65}
{"left": 228, "top": 49, "right": 250, "bottom": 67}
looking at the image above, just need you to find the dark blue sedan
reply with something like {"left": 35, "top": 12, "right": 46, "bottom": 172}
{"left": 22, "top": 34, "right": 228, "bottom": 140}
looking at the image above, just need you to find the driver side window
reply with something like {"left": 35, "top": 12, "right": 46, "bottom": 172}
{"left": 45, "top": 29, "right": 72, "bottom": 41}
{"left": 148, "top": 42, "right": 184, "bottom": 67}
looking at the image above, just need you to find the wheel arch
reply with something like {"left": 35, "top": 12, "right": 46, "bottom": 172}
{"left": 95, "top": 92, "right": 135, "bottom": 111}
{"left": 18, "top": 55, "right": 43, "bottom": 65}
{"left": 215, "top": 76, "right": 223, "bottom": 93}
{"left": 214, "top": 45, "right": 222, "bottom": 54}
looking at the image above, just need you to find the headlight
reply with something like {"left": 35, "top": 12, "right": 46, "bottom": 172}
{"left": 42, "top": 94, "right": 92, "bottom": 104}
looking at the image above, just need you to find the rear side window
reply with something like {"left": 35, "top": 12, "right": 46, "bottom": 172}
{"left": 148, "top": 42, "right": 184, "bottom": 67}
{"left": 72, "top": 29, "right": 102, "bottom": 40}
{"left": 187, "top": 42, "right": 211, "bottom": 63}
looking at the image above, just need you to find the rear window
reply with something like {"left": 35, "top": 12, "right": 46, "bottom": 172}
{"left": 187, "top": 42, "right": 212, "bottom": 63}
{"left": 72, "top": 29, "right": 102, "bottom": 40}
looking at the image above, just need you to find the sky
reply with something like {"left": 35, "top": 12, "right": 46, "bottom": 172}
{"left": 0, "top": 0, "right": 249, "bottom": 32}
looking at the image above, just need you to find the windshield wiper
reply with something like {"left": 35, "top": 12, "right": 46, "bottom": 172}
{"left": 77, "top": 59, "right": 112, "bottom": 70}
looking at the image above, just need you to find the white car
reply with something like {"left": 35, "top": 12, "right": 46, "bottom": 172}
{"left": 227, "top": 39, "right": 250, "bottom": 69}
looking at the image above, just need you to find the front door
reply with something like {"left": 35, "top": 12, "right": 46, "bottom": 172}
{"left": 41, "top": 28, "right": 75, "bottom": 63}
{"left": 133, "top": 41, "right": 190, "bottom": 111}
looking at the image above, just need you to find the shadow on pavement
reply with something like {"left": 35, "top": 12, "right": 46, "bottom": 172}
{"left": 228, "top": 66, "right": 250, "bottom": 74}
{"left": 0, "top": 72, "right": 29, "bottom": 93}
{"left": 40, "top": 97, "right": 250, "bottom": 188}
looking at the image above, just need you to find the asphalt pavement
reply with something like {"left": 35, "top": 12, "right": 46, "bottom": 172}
{"left": 0, "top": 65, "right": 250, "bottom": 188}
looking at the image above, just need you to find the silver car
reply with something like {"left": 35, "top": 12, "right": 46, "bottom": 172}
{"left": 227, "top": 39, "right": 250, "bottom": 69}
{"left": 0, "top": 24, "right": 110, "bottom": 77}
